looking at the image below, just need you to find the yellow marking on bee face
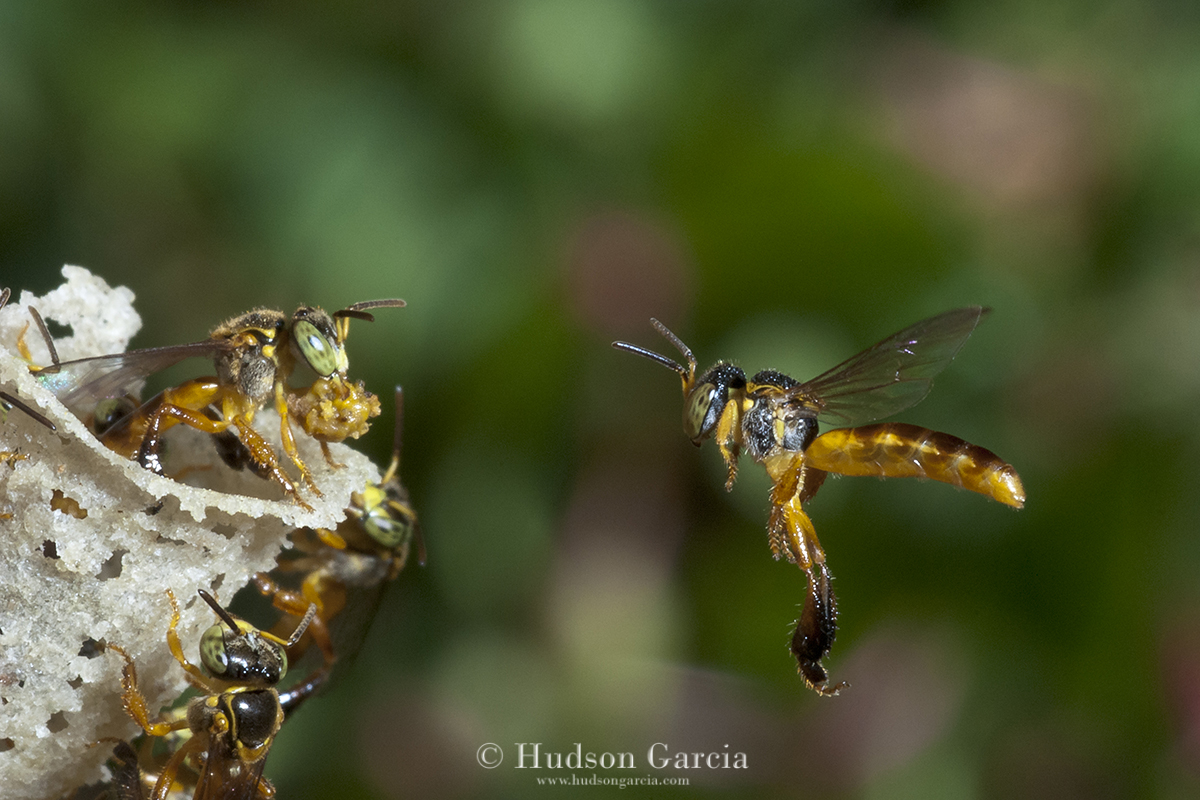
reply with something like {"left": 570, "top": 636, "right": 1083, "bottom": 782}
{"left": 262, "top": 344, "right": 276, "bottom": 359}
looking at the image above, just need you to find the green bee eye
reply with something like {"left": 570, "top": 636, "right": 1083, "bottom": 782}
{"left": 294, "top": 319, "right": 339, "bottom": 377}
{"left": 364, "top": 509, "right": 407, "bottom": 549}
{"left": 200, "top": 624, "right": 230, "bottom": 676}
{"left": 274, "top": 645, "right": 288, "bottom": 679}
{"left": 684, "top": 385, "right": 717, "bottom": 440}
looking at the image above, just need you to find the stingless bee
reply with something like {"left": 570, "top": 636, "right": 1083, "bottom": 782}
{"left": 108, "top": 589, "right": 321, "bottom": 800}
{"left": 252, "top": 386, "right": 422, "bottom": 693}
{"left": 34, "top": 299, "right": 405, "bottom": 507}
{"left": 613, "top": 307, "right": 1025, "bottom": 695}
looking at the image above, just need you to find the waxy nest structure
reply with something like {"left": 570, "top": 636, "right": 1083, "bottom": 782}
{"left": 0, "top": 267, "right": 380, "bottom": 799}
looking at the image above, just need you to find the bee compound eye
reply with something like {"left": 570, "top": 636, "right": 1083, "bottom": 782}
{"left": 272, "top": 641, "right": 288, "bottom": 681}
{"left": 365, "top": 510, "right": 409, "bottom": 550}
{"left": 293, "top": 319, "right": 339, "bottom": 377}
{"left": 684, "top": 384, "right": 718, "bottom": 440}
{"left": 92, "top": 397, "right": 136, "bottom": 435}
{"left": 199, "top": 624, "right": 230, "bottom": 676}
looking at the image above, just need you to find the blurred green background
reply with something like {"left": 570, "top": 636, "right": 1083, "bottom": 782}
{"left": 7, "top": 0, "right": 1200, "bottom": 797}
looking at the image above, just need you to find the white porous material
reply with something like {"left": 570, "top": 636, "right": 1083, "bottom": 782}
{"left": 0, "top": 267, "right": 379, "bottom": 799}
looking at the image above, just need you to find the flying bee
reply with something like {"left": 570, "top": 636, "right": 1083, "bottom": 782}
{"left": 613, "top": 307, "right": 1025, "bottom": 695}
{"left": 108, "top": 588, "right": 321, "bottom": 800}
{"left": 33, "top": 299, "right": 404, "bottom": 508}
{"left": 252, "top": 386, "right": 423, "bottom": 698}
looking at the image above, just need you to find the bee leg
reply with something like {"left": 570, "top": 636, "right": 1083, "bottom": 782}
{"left": 152, "top": 733, "right": 206, "bottom": 800}
{"left": 766, "top": 458, "right": 829, "bottom": 561}
{"left": 118, "top": 381, "right": 224, "bottom": 470}
{"left": 274, "top": 385, "right": 322, "bottom": 498}
{"left": 136, "top": 403, "right": 229, "bottom": 475}
{"left": 319, "top": 441, "right": 344, "bottom": 469}
{"left": 776, "top": 496, "right": 848, "bottom": 696}
{"left": 229, "top": 418, "right": 313, "bottom": 512}
{"left": 162, "top": 589, "right": 210, "bottom": 688}
{"left": 766, "top": 461, "right": 802, "bottom": 560}
{"left": 106, "top": 644, "right": 192, "bottom": 738}
{"left": 251, "top": 572, "right": 337, "bottom": 667}
{"left": 714, "top": 402, "right": 742, "bottom": 491}
{"left": 255, "top": 776, "right": 278, "bottom": 799}
{"left": 791, "top": 562, "right": 848, "bottom": 696}
{"left": 208, "top": 409, "right": 273, "bottom": 480}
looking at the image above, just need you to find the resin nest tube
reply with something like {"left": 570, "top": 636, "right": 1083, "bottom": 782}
{"left": 0, "top": 266, "right": 382, "bottom": 800}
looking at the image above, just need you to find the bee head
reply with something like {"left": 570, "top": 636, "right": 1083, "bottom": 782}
{"left": 612, "top": 319, "right": 745, "bottom": 444}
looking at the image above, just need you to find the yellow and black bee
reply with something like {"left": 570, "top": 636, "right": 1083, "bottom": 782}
{"left": 109, "top": 589, "right": 321, "bottom": 799}
{"left": 32, "top": 299, "right": 404, "bottom": 507}
{"left": 614, "top": 308, "right": 1024, "bottom": 694}
{"left": 253, "top": 386, "right": 422, "bottom": 700}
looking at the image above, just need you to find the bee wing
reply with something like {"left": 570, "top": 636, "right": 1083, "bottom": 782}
{"left": 789, "top": 307, "right": 989, "bottom": 427}
{"left": 106, "top": 741, "right": 147, "bottom": 800}
{"left": 192, "top": 736, "right": 270, "bottom": 800}
{"left": 34, "top": 340, "right": 226, "bottom": 416}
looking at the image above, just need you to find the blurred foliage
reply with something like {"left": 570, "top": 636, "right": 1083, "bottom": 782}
{"left": 8, "top": 0, "right": 1200, "bottom": 798}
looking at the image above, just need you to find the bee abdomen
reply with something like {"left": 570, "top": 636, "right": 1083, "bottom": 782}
{"left": 802, "top": 422, "right": 1025, "bottom": 508}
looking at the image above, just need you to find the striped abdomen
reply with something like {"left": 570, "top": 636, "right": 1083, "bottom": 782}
{"left": 802, "top": 422, "right": 1025, "bottom": 508}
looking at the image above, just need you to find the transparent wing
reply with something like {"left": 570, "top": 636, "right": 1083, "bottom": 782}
{"left": 790, "top": 307, "right": 988, "bottom": 426}
{"left": 34, "top": 340, "right": 226, "bottom": 416}
{"left": 193, "top": 733, "right": 270, "bottom": 800}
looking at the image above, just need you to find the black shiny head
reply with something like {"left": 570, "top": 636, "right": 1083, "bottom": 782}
{"left": 195, "top": 589, "right": 315, "bottom": 688}
{"left": 197, "top": 590, "right": 288, "bottom": 687}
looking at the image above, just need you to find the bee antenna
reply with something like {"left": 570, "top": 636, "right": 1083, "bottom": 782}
{"left": 611, "top": 339, "right": 687, "bottom": 377}
{"left": 345, "top": 299, "right": 407, "bottom": 313}
{"left": 390, "top": 385, "right": 404, "bottom": 469}
{"left": 648, "top": 319, "right": 697, "bottom": 378}
{"left": 611, "top": 318, "right": 700, "bottom": 389}
{"left": 333, "top": 299, "right": 405, "bottom": 339}
{"left": 27, "top": 307, "right": 59, "bottom": 366}
{"left": 334, "top": 308, "right": 376, "bottom": 324}
{"left": 334, "top": 299, "right": 407, "bottom": 323}
{"left": 0, "top": 392, "right": 56, "bottom": 431}
{"left": 197, "top": 589, "right": 241, "bottom": 633}
{"left": 283, "top": 603, "right": 319, "bottom": 648}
